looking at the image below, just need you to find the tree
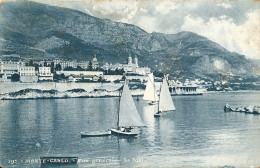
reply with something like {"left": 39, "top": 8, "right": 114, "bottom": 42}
{"left": 33, "top": 63, "right": 39, "bottom": 71}
{"left": 51, "top": 62, "right": 55, "bottom": 73}
{"left": 88, "top": 61, "right": 93, "bottom": 71}
{"left": 76, "top": 66, "right": 84, "bottom": 71}
{"left": 29, "top": 60, "right": 34, "bottom": 66}
{"left": 11, "top": 74, "right": 20, "bottom": 82}
{"left": 55, "top": 63, "right": 62, "bottom": 71}
{"left": 44, "top": 60, "right": 47, "bottom": 67}
{"left": 64, "top": 66, "right": 75, "bottom": 71}
{"left": 115, "top": 68, "right": 119, "bottom": 75}
{"left": 98, "top": 76, "right": 103, "bottom": 82}
{"left": 154, "top": 71, "right": 164, "bottom": 77}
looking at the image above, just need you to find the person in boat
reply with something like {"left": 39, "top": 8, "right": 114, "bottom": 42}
{"left": 125, "top": 127, "right": 133, "bottom": 132}
{"left": 119, "top": 127, "right": 133, "bottom": 132}
{"left": 155, "top": 111, "right": 162, "bottom": 115}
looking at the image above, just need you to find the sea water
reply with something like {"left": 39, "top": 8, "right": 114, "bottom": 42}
{"left": 0, "top": 91, "right": 260, "bottom": 167}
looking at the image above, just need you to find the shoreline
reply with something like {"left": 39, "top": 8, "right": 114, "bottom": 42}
{"left": 1, "top": 82, "right": 260, "bottom": 100}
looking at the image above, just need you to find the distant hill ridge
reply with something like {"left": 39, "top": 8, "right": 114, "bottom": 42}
{"left": 0, "top": 1, "right": 258, "bottom": 79}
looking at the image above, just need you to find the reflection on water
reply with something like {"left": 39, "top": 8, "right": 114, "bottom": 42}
{"left": 1, "top": 92, "right": 260, "bottom": 167}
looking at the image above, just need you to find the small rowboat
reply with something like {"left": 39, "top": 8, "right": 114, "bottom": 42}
{"left": 80, "top": 131, "right": 111, "bottom": 137}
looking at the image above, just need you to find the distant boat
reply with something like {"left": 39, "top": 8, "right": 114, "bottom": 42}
{"left": 111, "top": 81, "right": 145, "bottom": 136}
{"left": 143, "top": 73, "right": 159, "bottom": 105}
{"left": 154, "top": 77, "right": 176, "bottom": 117}
{"left": 80, "top": 130, "right": 111, "bottom": 137}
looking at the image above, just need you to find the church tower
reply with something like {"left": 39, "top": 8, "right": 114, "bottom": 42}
{"left": 92, "top": 54, "right": 99, "bottom": 69}
{"left": 128, "top": 54, "right": 132, "bottom": 65}
{"left": 134, "top": 55, "right": 138, "bottom": 67}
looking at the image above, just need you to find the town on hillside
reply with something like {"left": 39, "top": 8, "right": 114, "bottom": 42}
{"left": 0, "top": 54, "right": 259, "bottom": 93}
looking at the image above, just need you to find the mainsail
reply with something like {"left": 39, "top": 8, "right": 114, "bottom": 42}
{"left": 143, "top": 73, "right": 159, "bottom": 101}
{"left": 158, "top": 77, "right": 176, "bottom": 111}
{"left": 118, "top": 82, "right": 145, "bottom": 127}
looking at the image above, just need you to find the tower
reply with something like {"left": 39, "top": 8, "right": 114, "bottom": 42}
{"left": 134, "top": 55, "right": 138, "bottom": 67}
{"left": 92, "top": 54, "right": 99, "bottom": 69}
{"left": 128, "top": 54, "right": 132, "bottom": 65}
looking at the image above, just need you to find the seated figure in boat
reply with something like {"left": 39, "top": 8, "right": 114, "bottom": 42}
{"left": 156, "top": 111, "right": 162, "bottom": 114}
{"left": 120, "top": 127, "right": 133, "bottom": 132}
{"left": 125, "top": 127, "right": 133, "bottom": 132}
{"left": 149, "top": 101, "right": 157, "bottom": 105}
{"left": 154, "top": 111, "right": 162, "bottom": 117}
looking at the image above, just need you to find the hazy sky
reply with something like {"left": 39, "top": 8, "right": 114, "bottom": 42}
{"left": 9, "top": 0, "right": 260, "bottom": 59}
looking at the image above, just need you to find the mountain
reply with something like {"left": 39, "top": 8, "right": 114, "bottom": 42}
{"left": 0, "top": 1, "right": 258, "bottom": 80}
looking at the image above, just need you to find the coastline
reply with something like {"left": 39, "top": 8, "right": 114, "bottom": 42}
{"left": 1, "top": 82, "right": 259, "bottom": 100}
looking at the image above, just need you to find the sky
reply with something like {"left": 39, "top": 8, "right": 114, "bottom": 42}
{"left": 5, "top": 0, "right": 260, "bottom": 59}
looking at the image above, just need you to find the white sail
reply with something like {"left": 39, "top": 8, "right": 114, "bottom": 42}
{"left": 159, "top": 77, "right": 176, "bottom": 111}
{"left": 143, "top": 73, "right": 159, "bottom": 101}
{"left": 118, "top": 82, "right": 145, "bottom": 127}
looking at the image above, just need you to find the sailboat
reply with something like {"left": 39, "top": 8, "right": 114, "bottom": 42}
{"left": 111, "top": 81, "right": 145, "bottom": 136}
{"left": 143, "top": 73, "right": 159, "bottom": 105}
{"left": 154, "top": 76, "right": 176, "bottom": 117}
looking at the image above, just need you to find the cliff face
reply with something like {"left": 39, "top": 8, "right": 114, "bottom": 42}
{"left": 0, "top": 1, "right": 256, "bottom": 79}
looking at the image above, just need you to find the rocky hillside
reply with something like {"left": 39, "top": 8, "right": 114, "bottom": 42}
{"left": 0, "top": 1, "right": 258, "bottom": 80}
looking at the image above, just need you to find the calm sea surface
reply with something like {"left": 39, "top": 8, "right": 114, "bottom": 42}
{"left": 1, "top": 91, "right": 260, "bottom": 167}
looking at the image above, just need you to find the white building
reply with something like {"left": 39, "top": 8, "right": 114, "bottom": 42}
{"left": 20, "top": 66, "right": 38, "bottom": 82}
{"left": 39, "top": 58, "right": 92, "bottom": 70}
{"left": 77, "top": 61, "right": 89, "bottom": 69}
{"left": 0, "top": 55, "right": 25, "bottom": 82}
{"left": 60, "top": 60, "right": 77, "bottom": 70}
{"left": 102, "top": 55, "right": 150, "bottom": 75}
{"left": 38, "top": 67, "right": 53, "bottom": 81}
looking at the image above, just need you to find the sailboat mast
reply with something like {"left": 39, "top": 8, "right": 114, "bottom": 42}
{"left": 117, "top": 89, "right": 121, "bottom": 129}
{"left": 153, "top": 74, "right": 156, "bottom": 101}
{"left": 158, "top": 78, "right": 163, "bottom": 112}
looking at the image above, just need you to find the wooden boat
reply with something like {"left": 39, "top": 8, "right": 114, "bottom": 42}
{"left": 111, "top": 81, "right": 145, "bottom": 136}
{"left": 40, "top": 156, "right": 78, "bottom": 164}
{"left": 80, "top": 131, "right": 111, "bottom": 137}
{"left": 111, "top": 128, "right": 138, "bottom": 136}
{"left": 143, "top": 73, "right": 159, "bottom": 105}
{"left": 154, "top": 76, "right": 176, "bottom": 117}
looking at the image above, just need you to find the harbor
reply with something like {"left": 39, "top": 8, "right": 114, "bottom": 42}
{"left": 1, "top": 91, "right": 260, "bottom": 167}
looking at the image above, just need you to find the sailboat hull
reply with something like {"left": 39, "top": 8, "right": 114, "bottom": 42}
{"left": 154, "top": 111, "right": 162, "bottom": 117}
{"left": 111, "top": 129, "right": 138, "bottom": 136}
